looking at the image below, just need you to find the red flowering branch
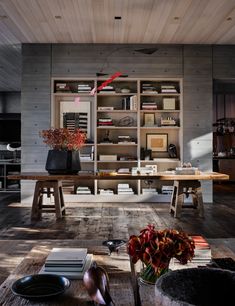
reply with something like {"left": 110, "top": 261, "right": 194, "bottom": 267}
{"left": 39, "top": 128, "right": 86, "bottom": 151}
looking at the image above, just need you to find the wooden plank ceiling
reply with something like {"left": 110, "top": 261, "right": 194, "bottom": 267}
{"left": 0, "top": 0, "right": 235, "bottom": 44}
{"left": 1, "top": 0, "right": 235, "bottom": 91}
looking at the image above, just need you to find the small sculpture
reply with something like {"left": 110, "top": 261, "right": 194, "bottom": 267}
{"left": 83, "top": 265, "right": 114, "bottom": 305}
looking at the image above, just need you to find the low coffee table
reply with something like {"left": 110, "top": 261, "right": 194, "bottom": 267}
{"left": 0, "top": 244, "right": 155, "bottom": 306}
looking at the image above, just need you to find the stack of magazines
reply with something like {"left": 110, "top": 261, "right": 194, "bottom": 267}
{"left": 191, "top": 236, "right": 211, "bottom": 265}
{"left": 39, "top": 248, "right": 93, "bottom": 279}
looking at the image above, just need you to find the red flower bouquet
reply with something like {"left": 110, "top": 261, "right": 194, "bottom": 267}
{"left": 40, "top": 128, "right": 86, "bottom": 151}
{"left": 127, "top": 225, "right": 195, "bottom": 283}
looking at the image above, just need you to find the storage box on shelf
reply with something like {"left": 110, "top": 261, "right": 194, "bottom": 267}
{"left": 51, "top": 78, "right": 182, "bottom": 202}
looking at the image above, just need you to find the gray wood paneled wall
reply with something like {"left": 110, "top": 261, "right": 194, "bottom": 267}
{"left": 21, "top": 43, "right": 234, "bottom": 202}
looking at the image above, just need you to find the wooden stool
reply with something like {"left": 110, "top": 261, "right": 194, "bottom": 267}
{"left": 31, "top": 180, "right": 65, "bottom": 221}
{"left": 170, "top": 180, "right": 204, "bottom": 218}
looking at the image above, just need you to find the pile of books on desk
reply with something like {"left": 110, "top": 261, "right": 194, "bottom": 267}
{"left": 40, "top": 248, "right": 93, "bottom": 279}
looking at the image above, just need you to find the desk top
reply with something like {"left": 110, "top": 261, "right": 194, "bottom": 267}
{"left": 7, "top": 171, "right": 229, "bottom": 181}
{"left": 0, "top": 244, "right": 154, "bottom": 306}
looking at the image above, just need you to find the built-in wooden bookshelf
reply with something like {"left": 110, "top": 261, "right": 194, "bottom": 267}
{"left": 51, "top": 78, "right": 182, "bottom": 202}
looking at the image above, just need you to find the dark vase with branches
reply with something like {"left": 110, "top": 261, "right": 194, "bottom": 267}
{"left": 40, "top": 128, "right": 86, "bottom": 174}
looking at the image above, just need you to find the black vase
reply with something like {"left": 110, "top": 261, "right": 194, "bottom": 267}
{"left": 45, "top": 149, "right": 81, "bottom": 174}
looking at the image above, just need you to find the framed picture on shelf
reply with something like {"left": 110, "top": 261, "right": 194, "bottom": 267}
{"left": 146, "top": 133, "right": 168, "bottom": 152}
{"left": 144, "top": 113, "right": 155, "bottom": 126}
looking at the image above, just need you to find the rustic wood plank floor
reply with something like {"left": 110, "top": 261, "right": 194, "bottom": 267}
{"left": 0, "top": 183, "right": 234, "bottom": 285}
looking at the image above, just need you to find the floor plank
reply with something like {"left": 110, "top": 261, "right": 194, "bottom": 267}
{"left": 0, "top": 183, "right": 234, "bottom": 284}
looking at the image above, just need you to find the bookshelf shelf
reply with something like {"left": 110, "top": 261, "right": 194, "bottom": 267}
{"left": 52, "top": 77, "right": 182, "bottom": 202}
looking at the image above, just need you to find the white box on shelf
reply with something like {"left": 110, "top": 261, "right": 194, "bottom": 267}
{"left": 163, "top": 98, "right": 176, "bottom": 110}
{"left": 99, "top": 155, "right": 117, "bottom": 161}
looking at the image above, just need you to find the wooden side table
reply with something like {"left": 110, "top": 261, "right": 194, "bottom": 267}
{"left": 31, "top": 180, "right": 65, "bottom": 220}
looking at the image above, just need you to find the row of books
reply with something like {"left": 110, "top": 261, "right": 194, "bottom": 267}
{"left": 142, "top": 102, "right": 158, "bottom": 110}
{"left": 76, "top": 186, "right": 92, "bottom": 194}
{"left": 97, "top": 118, "right": 113, "bottom": 126}
{"left": 77, "top": 84, "right": 92, "bottom": 93}
{"left": 122, "top": 95, "right": 137, "bottom": 110}
{"left": 40, "top": 248, "right": 93, "bottom": 279}
{"left": 117, "top": 183, "right": 134, "bottom": 195}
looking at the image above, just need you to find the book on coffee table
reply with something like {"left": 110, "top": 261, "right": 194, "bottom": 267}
{"left": 39, "top": 254, "right": 93, "bottom": 279}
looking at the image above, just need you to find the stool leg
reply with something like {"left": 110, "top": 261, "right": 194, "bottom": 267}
{"left": 195, "top": 186, "right": 204, "bottom": 218}
{"left": 170, "top": 181, "right": 184, "bottom": 218}
{"left": 58, "top": 183, "right": 65, "bottom": 216}
{"left": 31, "top": 181, "right": 42, "bottom": 221}
{"left": 53, "top": 181, "right": 63, "bottom": 219}
{"left": 174, "top": 182, "right": 184, "bottom": 218}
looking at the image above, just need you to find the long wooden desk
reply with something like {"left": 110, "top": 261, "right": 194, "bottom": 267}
{"left": 8, "top": 172, "right": 229, "bottom": 220}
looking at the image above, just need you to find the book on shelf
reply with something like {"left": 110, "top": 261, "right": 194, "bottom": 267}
{"left": 117, "top": 168, "right": 130, "bottom": 174}
{"left": 98, "top": 106, "right": 114, "bottom": 110}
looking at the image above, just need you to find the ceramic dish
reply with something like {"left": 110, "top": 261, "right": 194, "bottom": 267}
{"left": 11, "top": 274, "right": 70, "bottom": 300}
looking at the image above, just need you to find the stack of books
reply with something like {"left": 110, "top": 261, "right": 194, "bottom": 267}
{"left": 99, "top": 188, "right": 114, "bottom": 195}
{"left": 77, "top": 84, "right": 91, "bottom": 93}
{"left": 98, "top": 118, "right": 113, "bottom": 126}
{"left": 142, "top": 84, "right": 158, "bottom": 93}
{"left": 161, "top": 85, "right": 177, "bottom": 93}
{"left": 142, "top": 188, "right": 158, "bottom": 195}
{"left": 162, "top": 185, "right": 174, "bottom": 194}
{"left": 171, "top": 236, "right": 211, "bottom": 269}
{"left": 76, "top": 186, "right": 92, "bottom": 194}
{"left": 55, "top": 83, "right": 71, "bottom": 92}
{"left": 40, "top": 248, "right": 93, "bottom": 279}
{"left": 141, "top": 102, "right": 157, "bottom": 110}
{"left": 99, "top": 86, "right": 115, "bottom": 93}
{"left": 118, "top": 135, "right": 136, "bottom": 144}
{"left": 191, "top": 236, "right": 212, "bottom": 265}
{"left": 117, "top": 183, "right": 134, "bottom": 195}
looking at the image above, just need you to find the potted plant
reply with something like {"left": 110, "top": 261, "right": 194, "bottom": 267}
{"left": 127, "top": 225, "right": 195, "bottom": 284}
{"left": 40, "top": 128, "right": 86, "bottom": 174}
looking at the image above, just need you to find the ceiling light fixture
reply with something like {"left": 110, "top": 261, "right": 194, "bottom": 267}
{"left": 114, "top": 16, "right": 122, "bottom": 20}
{"left": 134, "top": 48, "right": 158, "bottom": 55}
{"left": 96, "top": 46, "right": 157, "bottom": 77}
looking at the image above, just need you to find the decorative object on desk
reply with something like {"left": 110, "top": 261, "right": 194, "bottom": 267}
{"left": 168, "top": 143, "right": 177, "bottom": 158}
{"left": 103, "top": 239, "right": 126, "bottom": 255}
{"left": 83, "top": 265, "right": 115, "bottom": 306}
{"left": 127, "top": 225, "right": 195, "bottom": 285}
{"left": 146, "top": 133, "right": 168, "bottom": 152}
{"left": 155, "top": 268, "right": 235, "bottom": 306}
{"left": 11, "top": 274, "right": 70, "bottom": 300}
{"left": 40, "top": 128, "right": 86, "bottom": 174}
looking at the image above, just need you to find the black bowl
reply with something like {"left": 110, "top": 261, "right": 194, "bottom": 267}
{"left": 102, "top": 239, "right": 126, "bottom": 254}
{"left": 11, "top": 274, "right": 70, "bottom": 300}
